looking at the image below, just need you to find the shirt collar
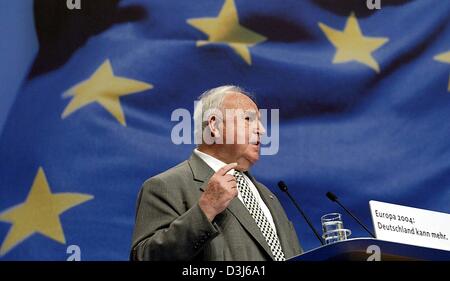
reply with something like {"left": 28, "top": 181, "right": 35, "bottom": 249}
{"left": 193, "top": 148, "right": 235, "bottom": 175}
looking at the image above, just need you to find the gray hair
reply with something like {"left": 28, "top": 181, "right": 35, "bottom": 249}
{"left": 193, "top": 85, "right": 254, "bottom": 144}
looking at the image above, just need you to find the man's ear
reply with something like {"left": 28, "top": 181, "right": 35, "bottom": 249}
{"left": 208, "top": 115, "right": 221, "bottom": 138}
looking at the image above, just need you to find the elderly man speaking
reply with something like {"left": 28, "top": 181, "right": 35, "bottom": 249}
{"left": 131, "top": 85, "right": 302, "bottom": 261}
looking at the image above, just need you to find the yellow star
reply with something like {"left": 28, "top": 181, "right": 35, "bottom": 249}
{"left": 61, "top": 59, "right": 153, "bottom": 126}
{"left": 434, "top": 50, "right": 450, "bottom": 91}
{"left": 187, "top": 0, "right": 267, "bottom": 65}
{"left": 319, "top": 12, "right": 389, "bottom": 73}
{"left": 0, "top": 167, "right": 93, "bottom": 256}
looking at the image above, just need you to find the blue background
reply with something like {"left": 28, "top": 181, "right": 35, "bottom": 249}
{"left": 0, "top": 0, "right": 449, "bottom": 260}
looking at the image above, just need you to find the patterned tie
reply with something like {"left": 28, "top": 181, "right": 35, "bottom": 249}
{"left": 233, "top": 171, "right": 286, "bottom": 261}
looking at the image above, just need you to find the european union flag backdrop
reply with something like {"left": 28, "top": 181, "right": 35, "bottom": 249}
{"left": 1, "top": 0, "right": 450, "bottom": 260}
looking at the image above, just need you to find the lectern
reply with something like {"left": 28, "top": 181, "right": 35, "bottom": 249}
{"left": 290, "top": 238, "right": 450, "bottom": 261}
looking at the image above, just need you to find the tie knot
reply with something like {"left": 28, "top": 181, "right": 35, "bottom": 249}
{"left": 233, "top": 170, "right": 243, "bottom": 178}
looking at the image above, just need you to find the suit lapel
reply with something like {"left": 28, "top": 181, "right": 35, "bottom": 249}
{"left": 188, "top": 153, "right": 274, "bottom": 260}
{"left": 188, "top": 153, "right": 215, "bottom": 186}
{"left": 226, "top": 198, "right": 275, "bottom": 260}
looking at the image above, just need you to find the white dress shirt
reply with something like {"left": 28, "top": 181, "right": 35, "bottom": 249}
{"left": 194, "top": 149, "right": 278, "bottom": 234}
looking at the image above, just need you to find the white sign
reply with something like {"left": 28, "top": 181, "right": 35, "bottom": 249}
{"left": 370, "top": 200, "right": 450, "bottom": 251}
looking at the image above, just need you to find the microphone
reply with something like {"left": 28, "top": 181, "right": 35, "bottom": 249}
{"left": 325, "top": 191, "right": 376, "bottom": 238}
{"left": 278, "top": 181, "right": 324, "bottom": 245}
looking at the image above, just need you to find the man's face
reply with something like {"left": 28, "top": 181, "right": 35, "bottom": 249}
{"left": 219, "top": 92, "right": 266, "bottom": 171}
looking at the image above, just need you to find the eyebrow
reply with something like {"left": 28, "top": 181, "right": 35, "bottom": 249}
{"left": 244, "top": 110, "right": 258, "bottom": 118}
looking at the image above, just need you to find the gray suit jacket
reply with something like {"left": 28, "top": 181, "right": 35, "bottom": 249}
{"left": 131, "top": 153, "right": 302, "bottom": 261}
